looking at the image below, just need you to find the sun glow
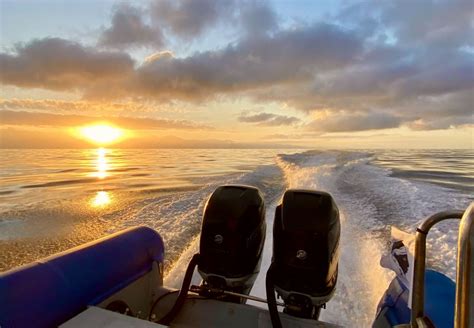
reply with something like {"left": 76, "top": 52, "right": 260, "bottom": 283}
{"left": 79, "top": 124, "right": 124, "bottom": 145}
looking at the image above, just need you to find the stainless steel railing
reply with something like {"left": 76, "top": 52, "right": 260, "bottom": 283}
{"left": 455, "top": 203, "right": 474, "bottom": 328}
{"left": 410, "top": 203, "right": 473, "bottom": 328}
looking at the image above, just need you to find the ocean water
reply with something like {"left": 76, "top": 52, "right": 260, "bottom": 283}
{"left": 0, "top": 149, "right": 472, "bottom": 326}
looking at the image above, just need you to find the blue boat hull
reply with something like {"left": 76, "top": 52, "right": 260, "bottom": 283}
{"left": 374, "top": 269, "right": 456, "bottom": 327}
{"left": 0, "top": 226, "right": 164, "bottom": 328}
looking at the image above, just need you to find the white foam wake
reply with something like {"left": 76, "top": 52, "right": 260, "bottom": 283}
{"left": 253, "top": 151, "right": 392, "bottom": 326}
{"left": 163, "top": 150, "right": 470, "bottom": 327}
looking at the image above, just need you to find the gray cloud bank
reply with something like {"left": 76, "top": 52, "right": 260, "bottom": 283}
{"left": 308, "top": 112, "right": 402, "bottom": 132}
{"left": 0, "top": 38, "right": 134, "bottom": 90}
{"left": 99, "top": 3, "right": 164, "bottom": 49}
{"left": 151, "top": 0, "right": 235, "bottom": 40}
{"left": 0, "top": 0, "right": 473, "bottom": 132}
{"left": 238, "top": 112, "right": 300, "bottom": 126}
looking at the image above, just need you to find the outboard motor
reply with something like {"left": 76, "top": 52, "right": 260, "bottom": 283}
{"left": 198, "top": 185, "right": 266, "bottom": 300}
{"left": 266, "top": 189, "right": 340, "bottom": 324}
{"left": 157, "top": 185, "right": 265, "bottom": 325}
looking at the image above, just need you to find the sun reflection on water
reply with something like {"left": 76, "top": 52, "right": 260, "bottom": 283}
{"left": 95, "top": 147, "right": 108, "bottom": 179}
{"left": 91, "top": 191, "right": 111, "bottom": 207}
{"left": 90, "top": 148, "right": 113, "bottom": 208}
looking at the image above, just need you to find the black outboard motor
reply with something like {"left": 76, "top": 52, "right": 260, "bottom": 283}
{"left": 157, "top": 185, "right": 265, "bottom": 325}
{"left": 266, "top": 189, "right": 340, "bottom": 324}
{"left": 198, "top": 185, "right": 266, "bottom": 300}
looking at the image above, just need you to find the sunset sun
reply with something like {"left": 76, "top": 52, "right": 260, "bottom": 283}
{"left": 79, "top": 124, "right": 124, "bottom": 145}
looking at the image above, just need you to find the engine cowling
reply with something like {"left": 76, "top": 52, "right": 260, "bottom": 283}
{"left": 271, "top": 189, "right": 340, "bottom": 318}
{"left": 198, "top": 185, "right": 266, "bottom": 298}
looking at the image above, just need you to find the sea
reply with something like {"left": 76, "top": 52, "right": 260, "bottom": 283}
{"left": 0, "top": 149, "right": 472, "bottom": 326}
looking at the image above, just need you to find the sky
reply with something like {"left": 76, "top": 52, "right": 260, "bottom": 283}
{"left": 0, "top": 0, "right": 473, "bottom": 148}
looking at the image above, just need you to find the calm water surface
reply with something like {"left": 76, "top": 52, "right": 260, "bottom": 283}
{"left": 0, "top": 149, "right": 287, "bottom": 270}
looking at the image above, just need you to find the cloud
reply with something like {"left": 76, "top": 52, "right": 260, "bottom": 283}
{"left": 151, "top": 0, "right": 235, "bottom": 39}
{"left": 98, "top": 4, "right": 164, "bottom": 49}
{"left": 284, "top": 51, "right": 473, "bottom": 109}
{"left": 378, "top": 0, "right": 474, "bottom": 47}
{"left": 130, "top": 22, "right": 363, "bottom": 100}
{"left": 0, "top": 110, "right": 209, "bottom": 130}
{"left": 0, "top": 38, "right": 134, "bottom": 90}
{"left": 308, "top": 112, "right": 402, "bottom": 132}
{"left": 0, "top": 98, "right": 184, "bottom": 115}
{"left": 1, "top": 22, "right": 363, "bottom": 101}
{"left": 336, "top": 0, "right": 474, "bottom": 47}
{"left": 239, "top": 1, "right": 278, "bottom": 37}
{"left": 0, "top": 98, "right": 133, "bottom": 113}
{"left": 390, "top": 59, "right": 474, "bottom": 98}
{"left": 149, "top": 0, "right": 278, "bottom": 40}
{"left": 392, "top": 90, "right": 474, "bottom": 130}
{"left": 238, "top": 112, "right": 300, "bottom": 126}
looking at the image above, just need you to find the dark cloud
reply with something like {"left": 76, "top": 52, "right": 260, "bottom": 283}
{"left": 151, "top": 0, "right": 235, "bottom": 39}
{"left": 238, "top": 112, "right": 300, "bottom": 126}
{"left": 0, "top": 110, "right": 209, "bottom": 130}
{"left": 391, "top": 58, "right": 474, "bottom": 98}
{"left": 410, "top": 91, "right": 474, "bottom": 119}
{"left": 1, "top": 23, "right": 363, "bottom": 101}
{"left": 287, "top": 52, "right": 473, "bottom": 109}
{"left": 239, "top": 1, "right": 278, "bottom": 37}
{"left": 0, "top": 38, "right": 134, "bottom": 90}
{"left": 247, "top": 1, "right": 473, "bottom": 132}
{"left": 131, "top": 23, "right": 363, "bottom": 100}
{"left": 336, "top": 0, "right": 474, "bottom": 47}
{"left": 99, "top": 4, "right": 164, "bottom": 49}
{"left": 378, "top": 0, "right": 474, "bottom": 47}
{"left": 391, "top": 90, "right": 474, "bottom": 130}
{"left": 308, "top": 112, "right": 402, "bottom": 132}
{"left": 142, "top": 0, "right": 277, "bottom": 41}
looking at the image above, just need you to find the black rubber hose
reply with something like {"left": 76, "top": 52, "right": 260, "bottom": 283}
{"left": 266, "top": 263, "right": 282, "bottom": 328}
{"left": 158, "top": 253, "right": 200, "bottom": 326}
{"left": 148, "top": 290, "right": 179, "bottom": 321}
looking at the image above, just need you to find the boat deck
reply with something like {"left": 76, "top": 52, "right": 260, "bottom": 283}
{"left": 62, "top": 298, "right": 341, "bottom": 328}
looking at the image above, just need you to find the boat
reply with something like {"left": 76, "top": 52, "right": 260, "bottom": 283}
{"left": 1, "top": 185, "right": 472, "bottom": 327}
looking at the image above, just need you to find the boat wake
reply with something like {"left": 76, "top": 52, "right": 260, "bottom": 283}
{"left": 157, "top": 150, "right": 470, "bottom": 326}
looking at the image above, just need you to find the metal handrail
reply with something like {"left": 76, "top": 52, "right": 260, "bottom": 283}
{"left": 455, "top": 203, "right": 474, "bottom": 328}
{"left": 410, "top": 210, "right": 465, "bottom": 327}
